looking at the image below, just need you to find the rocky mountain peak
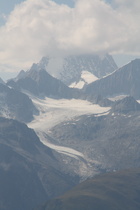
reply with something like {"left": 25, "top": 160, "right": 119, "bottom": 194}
{"left": 110, "top": 96, "right": 140, "bottom": 114}
{"left": 33, "top": 53, "right": 117, "bottom": 86}
{"left": 84, "top": 58, "right": 140, "bottom": 99}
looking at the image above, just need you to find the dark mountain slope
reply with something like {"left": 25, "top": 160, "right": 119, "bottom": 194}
{"left": 0, "top": 117, "right": 79, "bottom": 210}
{"left": 84, "top": 59, "right": 140, "bottom": 99}
{"left": 0, "top": 83, "right": 38, "bottom": 122}
{"left": 38, "top": 168, "right": 140, "bottom": 210}
{"left": 7, "top": 68, "right": 78, "bottom": 99}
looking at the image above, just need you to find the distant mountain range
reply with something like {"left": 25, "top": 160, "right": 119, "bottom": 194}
{"left": 7, "top": 53, "right": 117, "bottom": 98}
{"left": 8, "top": 57, "right": 140, "bottom": 102}
{"left": 23, "top": 53, "right": 117, "bottom": 86}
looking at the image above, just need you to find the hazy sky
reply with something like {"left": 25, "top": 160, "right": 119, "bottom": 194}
{"left": 0, "top": 0, "right": 140, "bottom": 80}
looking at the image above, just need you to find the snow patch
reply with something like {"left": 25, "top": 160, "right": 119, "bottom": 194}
{"left": 28, "top": 96, "right": 110, "bottom": 131}
{"left": 81, "top": 71, "right": 98, "bottom": 83}
{"left": 69, "top": 81, "right": 85, "bottom": 89}
{"left": 69, "top": 71, "right": 98, "bottom": 89}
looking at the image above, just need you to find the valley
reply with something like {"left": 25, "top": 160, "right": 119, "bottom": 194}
{"left": 0, "top": 54, "right": 140, "bottom": 210}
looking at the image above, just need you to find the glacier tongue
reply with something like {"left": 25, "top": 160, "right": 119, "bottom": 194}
{"left": 33, "top": 130, "right": 101, "bottom": 179}
{"left": 27, "top": 95, "right": 110, "bottom": 179}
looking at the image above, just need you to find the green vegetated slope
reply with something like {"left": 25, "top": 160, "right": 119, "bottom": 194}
{"left": 39, "top": 168, "right": 140, "bottom": 210}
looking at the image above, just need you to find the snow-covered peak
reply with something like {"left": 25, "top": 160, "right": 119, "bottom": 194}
{"left": 33, "top": 53, "right": 117, "bottom": 86}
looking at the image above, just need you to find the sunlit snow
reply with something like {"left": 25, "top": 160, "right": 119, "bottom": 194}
{"left": 81, "top": 71, "right": 98, "bottom": 83}
{"left": 28, "top": 96, "right": 110, "bottom": 165}
{"left": 69, "top": 71, "right": 98, "bottom": 89}
{"left": 37, "top": 131, "right": 84, "bottom": 159}
{"left": 28, "top": 96, "right": 110, "bottom": 131}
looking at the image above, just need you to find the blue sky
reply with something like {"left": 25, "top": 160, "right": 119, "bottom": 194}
{"left": 0, "top": 0, "right": 74, "bottom": 14}
{"left": 0, "top": 0, "right": 74, "bottom": 25}
{"left": 0, "top": 0, "right": 24, "bottom": 14}
{"left": 0, "top": 0, "right": 140, "bottom": 80}
{"left": 0, "top": 0, "right": 23, "bottom": 24}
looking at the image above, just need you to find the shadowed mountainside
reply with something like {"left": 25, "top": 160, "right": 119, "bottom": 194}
{"left": 38, "top": 168, "right": 140, "bottom": 210}
{"left": 0, "top": 83, "right": 38, "bottom": 122}
{"left": 84, "top": 59, "right": 140, "bottom": 99}
{"left": 0, "top": 117, "right": 79, "bottom": 210}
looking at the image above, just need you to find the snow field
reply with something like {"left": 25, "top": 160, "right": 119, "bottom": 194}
{"left": 28, "top": 96, "right": 110, "bottom": 131}
{"left": 28, "top": 96, "right": 110, "bottom": 165}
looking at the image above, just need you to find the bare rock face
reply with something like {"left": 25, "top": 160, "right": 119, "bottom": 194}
{"left": 110, "top": 96, "right": 140, "bottom": 114}
{"left": 38, "top": 54, "right": 117, "bottom": 86}
{"left": 7, "top": 68, "right": 78, "bottom": 99}
{"left": 84, "top": 59, "right": 140, "bottom": 99}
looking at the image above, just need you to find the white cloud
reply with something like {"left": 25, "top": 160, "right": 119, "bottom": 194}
{"left": 0, "top": 0, "right": 140, "bottom": 73}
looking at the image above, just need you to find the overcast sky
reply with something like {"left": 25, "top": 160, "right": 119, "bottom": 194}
{"left": 0, "top": 0, "right": 140, "bottom": 80}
